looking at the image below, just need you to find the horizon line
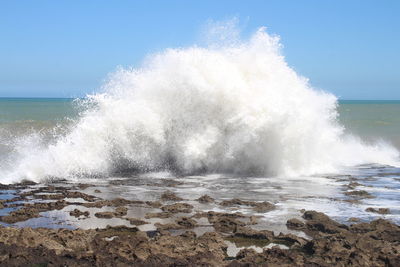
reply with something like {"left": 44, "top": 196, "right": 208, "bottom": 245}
{"left": 1, "top": 97, "right": 400, "bottom": 102}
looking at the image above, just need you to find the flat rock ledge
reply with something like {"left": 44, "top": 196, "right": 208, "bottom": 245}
{"left": 0, "top": 210, "right": 398, "bottom": 266}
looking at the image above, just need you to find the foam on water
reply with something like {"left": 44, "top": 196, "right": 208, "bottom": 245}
{"left": 1, "top": 27, "right": 399, "bottom": 183}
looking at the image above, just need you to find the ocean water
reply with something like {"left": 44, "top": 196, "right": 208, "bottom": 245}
{"left": 0, "top": 28, "right": 399, "bottom": 228}
{"left": 338, "top": 100, "right": 400, "bottom": 149}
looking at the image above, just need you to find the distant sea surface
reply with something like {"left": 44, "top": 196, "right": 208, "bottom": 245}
{"left": 338, "top": 100, "right": 400, "bottom": 150}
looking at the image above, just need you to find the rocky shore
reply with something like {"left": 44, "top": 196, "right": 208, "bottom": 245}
{"left": 0, "top": 181, "right": 398, "bottom": 266}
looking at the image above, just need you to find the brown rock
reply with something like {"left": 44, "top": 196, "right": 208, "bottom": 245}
{"left": 0, "top": 210, "right": 398, "bottom": 266}
{"left": 146, "top": 201, "right": 162, "bottom": 208}
{"left": 160, "top": 191, "right": 183, "bottom": 201}
{"left": 234, "top": 226, "right": 274, "bottom": 241}
{"left": 69, "top": 209, "right": 89, "bottom": 218}
{"left": 220, "top": 198, "right": 247, "bottom": 206}
{"left": 252, "top": 201, "right": 275, "bottom": 213}
{"left": 161, "top": 203, "right": 193, "bottom": 213}
{"left": 176, "top": 217, "right": 197, "bottom": 228}
{"left": 109, "top": 197, "right": 135, "bottom": 206}
{"left": 275, "top": 232, "right": 308, "bottom": 247}
{"left": 0, "top": 207, "right": 40, "bottom": 223}
{"left": 213, "top": 216, "right": 246, "bottom": 233}
{"left": 196, "top": 195, "right": 214, "bottom": 203}
{"left": 155, "top": 222, "right": 182, "bottom": 230}
{"left": 220, "top": 198, "right": 275, "bottom": 213}
{"left": 0, "top": 200, "right": 69, "bottom": 223}
{"left": 344, "top": 190, "right": 374, "bottom": 198}
{"left": 65, "top": 191, "right": 97, "bottom": 201}
{"left": 247, "top": 216, "right": 259, "bottom": 225}
{"left": 365, "top": 207, "right": 390, "bottom": 214}
{"left": 114, "top": 206, "right": 128, "bottom": 217}
{"left": 347, "top": 181, "right": 362, "bottom": 189}
{"left": 94, "top": 212, "right": 114, "bottom": 219}
{"left": 145, "top": 212, "right": 172, "bottom": 219}
{"left": 180, "top": 230, "right": 196, "bottom": 239}
{"left": 302, "top": 210, "right": 349, "bottom": 235}
{"left": 127, "top": 218, "right": 148, "bottom": 226}
{"left": 286, "top": 218, "right": 305, "bottom": 230}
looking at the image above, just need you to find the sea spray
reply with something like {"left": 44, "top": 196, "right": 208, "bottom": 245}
{"left": 1, "top": 27, "right": 399, "bottom": 183}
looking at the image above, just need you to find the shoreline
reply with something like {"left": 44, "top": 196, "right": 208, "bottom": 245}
{"left": 0, "top": 180, "right": 399, "bottom": 266}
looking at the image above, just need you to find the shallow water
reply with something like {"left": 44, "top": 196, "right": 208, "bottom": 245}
{"left": 1, "top": 163, "right": 398, "bottom": 236}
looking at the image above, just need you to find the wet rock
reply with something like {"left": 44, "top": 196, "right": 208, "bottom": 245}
{"left": 180, "top": 230, "right": 196, "bottom": 239}
{"left": 344, "top": 190, "right": 374, "bottom": 198}
{"left": 94, "top": 189, "right": 101, "bottom": 193}
{"left": 33, "top": 193, "right": 64, "bottom": 200}
{"left": 302, "top": 210, "right": 349, "bottom": 235}
{"left": 196, "top": 194, "right": 214, "bottom": 203}
{"left": 247, "top": 216, "right": 260, "bottom": 225}
{"left": 161, "top": 203, "right": 193, "bottom": 213}
{"left": 0, "top": 200, "right": 69, "bottom": 223}
{"left": 252, "top": 202, "right": 275, "bottom": 213}
{"left": 213, "top": 216, "right": 246, "bottom": 233}
{"left": 94, "top": 206, "right": 128, "bottom": 219}
{"left": 366, "top": 207, "right": 390, "bottom": 214}
{"left": 196, "top": 211, "right": 246, "bottom": 226}
{"left": 82, "top": 200, "right": 109, "bottom": 208}
{"left": 109, "top": 197, "right": 136, "bottom": 206}
{"left": 220, "top": 198, "right": 275, "bottom": 213}
{"left": 160, "top": 179, "right": 184, "bottom": 187}
{"left": 94, "top": 211, "right": 114, "bottom": 219}
{"left": 0, "top": 207, "right": 40, "bottom": 223}
{"left": 69, "top": 209, "right": 89, "bottom": 218}
{"left": 146, "top": 230, "right": 161, "bottom": 238}
{"left": 0, "top": 209, "right": 398, "bottom": 266}
{"left": 146, "top": 201, "right": 162, "bottom": 208}
{"left": 127, "top": 218, "right": 148, "bottom": 226}
{"left": 286, "top": 218, "right": 305, "bottom": 230}
{"left": 160, "top": 191, "right": 183, "bottom": 201}
{"left": 114, "top": 206, "right": 128, "bottom": 217}
{"left": 230, "top": 213, "right": 400, "bottom": 266}
{"left": 274, "top": 233, "right": 308, "bottom": 247}
{"left": 346, "top": 181, "right": 362, "bottom": 189}
{"left": 145, "top": 212, "right": 172, "bottom": 219}
{"left": 83, "top": 198, "right": 144, "bottom": 208}
{"left": 220, "top": 198, "right": 247, "bottom": 206}
{"left": 64, "top": 191, "right": 97, "bottom": 201}
{"left": 155, "top": 222, "right": 183, "bottom": 230}
{"left": 234, "top": 226, "right": 274, "bottom": 241}
{"left": 176, "top": 217, "right": 197, "bottom": 228}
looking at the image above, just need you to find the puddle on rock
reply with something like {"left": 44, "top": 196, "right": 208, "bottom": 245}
{"left": 224, "top": 239, "right": 289, "bottom": 257}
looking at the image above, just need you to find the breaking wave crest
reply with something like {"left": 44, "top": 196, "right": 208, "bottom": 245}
{"left": 2, "top": 27, "right": 399, "bottom": 183}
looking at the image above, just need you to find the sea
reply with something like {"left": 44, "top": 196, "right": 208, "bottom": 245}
{"left": 0, "top": 28, "right": 399, "bottom": 229}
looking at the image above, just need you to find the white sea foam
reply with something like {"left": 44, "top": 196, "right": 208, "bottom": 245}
{"left": 1, "top": 27, "right": 399, "bottom": 183}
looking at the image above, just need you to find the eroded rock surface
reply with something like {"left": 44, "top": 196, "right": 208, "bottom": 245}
{"left": 0, "top": 210, "right": 398, "bottom": 266}
{"left": 220, "top": 198, "right": 275, "bottom": 213}
{"left": 0, "top": 182, "right": 398, "bottom": 266}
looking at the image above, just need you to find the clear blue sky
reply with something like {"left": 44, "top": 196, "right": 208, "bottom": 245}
{"left": 0, "top": 0, "right": 399, "bottom": 99}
